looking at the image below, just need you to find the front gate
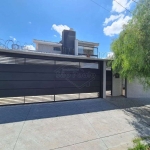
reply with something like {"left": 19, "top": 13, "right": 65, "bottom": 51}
{"left": 0, "top": 50, "right": 104, "bottom": 105}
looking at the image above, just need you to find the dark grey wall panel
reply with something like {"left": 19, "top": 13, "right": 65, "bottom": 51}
{"left": 99, "top": 61, "right": 103, "bottom": 98}
{"left": 0, "top": 65, "right": 57, "bottom": 73}
{"left": 0, "top": 72, "right": 100, "bottom": 81}
{"left": 55, "top": 81, "right": 100, "bottom": 88}
{"left": 0, "top": 72, "right": 55, "bottom": 81}
{"left": 0, "top": 80, "right": 99, "bottom": 90}
{"left": 0, "top": 87, "right": 99, "bottom": 98}
{"left": 56, "top": 74, "right": 100, "bottom": 81}
{"left": 106, "top": 70, "right": 112, "bottom": 91}
{"left": 0, "top": 88, "right": 55, "bottom": 98}
{"left": 0, "top": 81, "right": 55, "bottom": 89}
{"left": 0, "top": 51, "right": 103, "bottom": 100}
{"left": 55, "top": 87, "right": 100, "bottom": 95}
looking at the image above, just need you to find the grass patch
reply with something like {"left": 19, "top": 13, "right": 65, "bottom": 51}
{"left": 128, "top": 137, "right": 150, "bottom": 150}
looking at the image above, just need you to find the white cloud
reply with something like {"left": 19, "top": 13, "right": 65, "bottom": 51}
{"left": 52, "top": 24, "right": 70, "bottom": 36}
{"left": 103, "top": 0, "right": 133, "bottom": 37}
{"left": 112, "top": 0, "right": 133, "bottom": 13}
{"left": 23, "top": 45, "right": 35, "bottom": 50}
{"left": 103, "top": 14, "right": 124, "bottom": 25}
{"left": 9, "top": 36, "right": 16, "bottom": 41}
{"left": 103, "top": 15, "right": 131, "bottom": 36}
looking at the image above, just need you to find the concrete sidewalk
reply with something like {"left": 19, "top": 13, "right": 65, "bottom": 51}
{"left": 0, "top": 98, "right": 149, "bottom": 150}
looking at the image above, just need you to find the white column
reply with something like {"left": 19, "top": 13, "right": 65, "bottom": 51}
{"left": 112, "top": 74, "right": 122, "bottom": 96}
{"left": 75, "top": 39, "right": 78, "bottom": 56}
{"left": 103, "top": 61, "right": 106, "bottom": 98}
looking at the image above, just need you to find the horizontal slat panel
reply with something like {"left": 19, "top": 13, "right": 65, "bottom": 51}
{"left": 0, "top": 80, "right": 100, "bottom": 89}
{"left": 0, "top": 56, "right": 15, "bottom": 64}
{"left": 56, "top": 61, "right": 79, "bottom": 66}
{"left": 55, "top": 68, "right": 100, "bottom": 74}
{"left": 0, "top": 65, "right": 100, "bottom": 74}
{"left": 0, "top": 72, "right": 55, "bottom": 81}
{"left": 55, "top": 68, "right": 100, "bottom": 82}
{"left": 80, "top": 62, "right": 98, "bottom": 69}
{"left": 0, "top": 86, "right": 99, "bottom": 98}
{"left": 0, "top": 88, "right": 55, "bottom": 98}
{"left": 0, "top": 72, "right": 100, "bottom": 81}
{"left": 55, "top": 87, "right": 100, "bottom": 95}
{"left": 56, "top": 74, "right": 100, "bottom": 81}
{"left": 0, "top": 65, "right": 57, "bottom": 73}
{"left": 0, "top": 81, "right": 55, "bottom": 89}
{"left": 26, "top": 58, "right": 54, "bottom": 65}
{"left": 55, "top": 81, "right": 100, "bottom": 88}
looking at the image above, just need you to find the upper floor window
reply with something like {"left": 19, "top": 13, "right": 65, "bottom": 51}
{"left": 53, "top": 47, "right": 61, "bottom": 51}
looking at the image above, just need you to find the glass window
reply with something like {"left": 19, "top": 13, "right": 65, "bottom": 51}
{"left": 53, "top": 47, "right": 61, "bottom": 51}
{"left": 78, "top": 46, "right": 83, "bottom": 54}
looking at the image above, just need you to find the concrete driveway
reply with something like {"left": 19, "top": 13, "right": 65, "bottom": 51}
{"left": 0, "top": 98, "right": 150, "bottom": 150}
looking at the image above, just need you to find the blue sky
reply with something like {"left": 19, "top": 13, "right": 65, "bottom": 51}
{"left": 0, "top": 0, "right": 136, "bottom": 57}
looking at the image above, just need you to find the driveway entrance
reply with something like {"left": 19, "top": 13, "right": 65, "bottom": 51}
{"left": 0, "top": 98, "right": 149, "bottom": 150}
{"left": 0, "top": 49, "right": 106, "bottom": 105}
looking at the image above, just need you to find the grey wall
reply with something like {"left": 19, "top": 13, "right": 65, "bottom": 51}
{"left": 112, "top": 76, "right": 122, "bottom": 96}
{"left": 126, "top": 79, "right": 150, "bottom": 98}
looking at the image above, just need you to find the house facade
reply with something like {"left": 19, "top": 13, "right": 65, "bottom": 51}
{"left": 33, "top": 29, "right": 99, "bottom": 58}
{"left": 0, "top": 29, "right": 149, "bottom": 106}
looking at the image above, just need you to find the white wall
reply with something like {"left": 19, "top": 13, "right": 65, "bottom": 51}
{"left": 75, "top": 39, "right": 78, "bottom": 56}
{"left": 112, "top": 75, "right": 122, "bottom": 96}
{"left": 126, "top": 79, "right": 150, "bottom": 98}
{"left": 37, "top": 44, "right": 61, "bottom": 54}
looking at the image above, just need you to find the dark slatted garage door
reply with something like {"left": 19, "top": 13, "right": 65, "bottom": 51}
{"left": 0, "top": 51, "right": 103, "bottom": 105}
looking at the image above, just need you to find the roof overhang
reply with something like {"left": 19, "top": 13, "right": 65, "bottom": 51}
{"left": 78, "top": 40, "right": 99, "bottom": 47}
{"left": 0, "top": 48, "right": 110, "bottom": 62}
{"left": 33, "top": 39, "right": 62, "bottom": 47}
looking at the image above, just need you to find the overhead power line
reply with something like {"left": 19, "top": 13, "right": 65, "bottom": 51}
{"left": 131, "top": 0, "right": 138, "bottom": 4}
{"left": 90, "top": 0, "right": 133, "bottom": 14}
{"left": 113, "top": 0, "right": 132, "bottom": 14}
{"left": 90, "top": 0, "right": 110, "bottom": 12}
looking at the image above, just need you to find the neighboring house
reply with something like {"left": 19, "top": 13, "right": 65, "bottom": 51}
{"left": 33, "top": 29, "right": 99, "bottom": 58}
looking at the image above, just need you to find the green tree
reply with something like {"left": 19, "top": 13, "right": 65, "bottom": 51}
{"left": 111, "top": 0, "right": 150, "bottom": 88}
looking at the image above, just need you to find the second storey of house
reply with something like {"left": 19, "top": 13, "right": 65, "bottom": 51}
{"left": 33, "top": 29, "right": 99, "bottom": 58}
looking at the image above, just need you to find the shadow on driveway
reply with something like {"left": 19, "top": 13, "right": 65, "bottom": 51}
{"left": 106, "top": 97, "right": 150, "bottom": 141}
{"left": 0, "top": 97, "right": 149, "bottom": 125}
{"left": 0, "top": 98, "right": 118, "bottom": 124}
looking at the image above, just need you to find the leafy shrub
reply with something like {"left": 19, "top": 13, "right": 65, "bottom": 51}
{"left": 128, "top": 137, "right": 150, "bottom": 150}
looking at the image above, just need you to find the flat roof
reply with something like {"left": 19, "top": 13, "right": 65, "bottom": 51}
{"left": 0, "top": 48, "right": 110, "bottom": 62}
{"left": 33, "top": 39, "right": 62, "bottom": 47}
{"left": 78, "top": 40, "right": 99, "bottom": 47}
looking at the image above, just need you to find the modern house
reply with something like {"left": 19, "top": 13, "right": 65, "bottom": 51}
{"left": 0, "top": 29, "right": 149, "bottom": 106}
{"left": 33, "top": 29, "right": 99, "bottom": 58}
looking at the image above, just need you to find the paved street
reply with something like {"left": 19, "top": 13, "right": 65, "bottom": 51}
{"left": 0, "top": 98, "right": 149, "bottom": 150}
